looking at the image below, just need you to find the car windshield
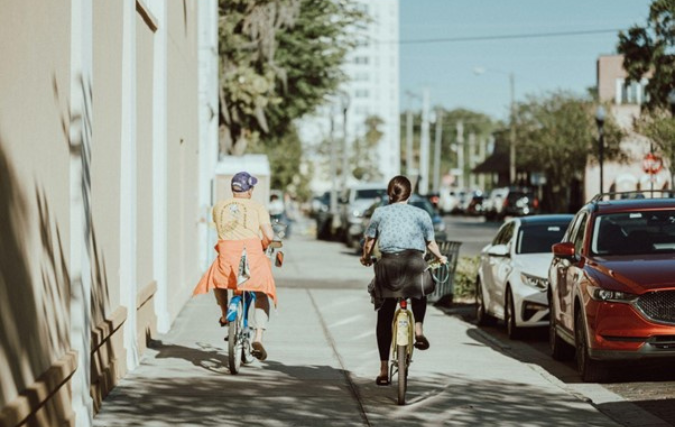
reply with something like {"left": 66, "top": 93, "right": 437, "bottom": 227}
{"left": 355, "top": 189, "right": 386, "bottom": 199}
{"left": 591, "top": 210, "right": 675, "bottom": 256}
{"left": 516, "top": 223, "right": 567, "bottom": 254}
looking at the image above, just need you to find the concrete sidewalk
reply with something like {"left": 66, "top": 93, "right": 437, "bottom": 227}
{"left": 95, "top": 233, "right": 626, "bottom": 427}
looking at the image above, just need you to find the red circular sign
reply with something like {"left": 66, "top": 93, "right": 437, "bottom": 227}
{"left": 643, "top": 153, "right": 663, "bottom": 175}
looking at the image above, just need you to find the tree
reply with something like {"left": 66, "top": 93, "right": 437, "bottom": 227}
{"left": 618, "top": 0, "right": 675, "bottom": 189}
{"left": 635, "top": 109, "right": 675, "bottom": 187}
{"left": 247, "top": 125, "right": 314, "bottom": 200}
{"left": 218, "top": 0, "right": 365, "bottom": 155}
{"left": 514, "top": 91, "right": 625, "bottom": 212}
{"left": 617, "top": 0, "right": 675, "bottom": 110}
{"left": 351, "top": 115, "right": 384, "bottom": 182}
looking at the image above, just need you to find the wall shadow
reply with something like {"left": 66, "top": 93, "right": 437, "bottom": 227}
{"left": 0, "top": 134, "right": 71, "bottom": 416}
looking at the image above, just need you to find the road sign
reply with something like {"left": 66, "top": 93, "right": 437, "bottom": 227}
{"left": 642, "top": 153, "right": 663, "bottom": 175}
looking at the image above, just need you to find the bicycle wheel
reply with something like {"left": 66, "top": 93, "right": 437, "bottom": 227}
{"left": 397, "top": 344, "right": 407, "bottom": 405}
{"left": 228, "top": 299, "right": 243, "bottom": 374}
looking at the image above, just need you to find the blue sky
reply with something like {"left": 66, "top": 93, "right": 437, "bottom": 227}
{"left": 399, "top": 0, "right": 653, "bottom": 121}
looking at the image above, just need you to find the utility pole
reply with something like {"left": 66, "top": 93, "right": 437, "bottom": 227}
{"left": 456, "top": 121, "right": 464, "bottom": 189}
{"left": 329, "top": 109, "right": 337, "bottom": 216}
{"left": 406, "top": 95, "right": 414, "bottom": 175}
{"left": 340, "top": 93, "right": 350, "bottom": 190}
{"left": 432, "top": 107, "right": 443, "bottom": 193}
{"left": 478, "top": 136, "right": 486, "bottom": 191}
{"left": 419, "top": 88, "right": 431, "bottom": 195}
{"left": 509, "top": 72, "right": 516, "bottom": 185}
{"left": 468, "top": 132, "right": 476, "bottom": 189}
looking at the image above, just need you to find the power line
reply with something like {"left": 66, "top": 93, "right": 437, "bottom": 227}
{"left": 385, "top": 28, "right": 626, "bottom": 45}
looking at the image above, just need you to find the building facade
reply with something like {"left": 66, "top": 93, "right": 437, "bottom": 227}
{"left": 586, "top": 54, "right": 670, "bottom": 200}
{"left": 299, "top": 0, "right": 400, "bottom": 192}
{"left": 0, "top": 1, "right": 218, "bottom": 426}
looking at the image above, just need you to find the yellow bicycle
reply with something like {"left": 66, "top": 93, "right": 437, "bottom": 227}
{"left": 389, "top": 297, "right": 415, "bottom": 405}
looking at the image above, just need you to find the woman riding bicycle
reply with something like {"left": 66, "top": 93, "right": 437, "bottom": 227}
{"left": 360, "top": 175, "right": 447, "bottom": 386}
{"left": 193, "top": 171, "right": 277, "bottom": 361}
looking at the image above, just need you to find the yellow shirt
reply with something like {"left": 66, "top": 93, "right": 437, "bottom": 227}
{"left": 213, "top": 198, "right": 271, "bottom": 241}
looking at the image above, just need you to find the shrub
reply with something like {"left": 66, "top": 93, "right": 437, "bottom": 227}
{"left": 452, "top": 256, "right": 479, "bottom": 299}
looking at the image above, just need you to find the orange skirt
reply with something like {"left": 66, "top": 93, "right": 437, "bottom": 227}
{"left": 192, "top": 238, "right": 277, "bottom": 305}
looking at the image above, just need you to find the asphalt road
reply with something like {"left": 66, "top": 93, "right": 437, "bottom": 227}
{"left": 441, "top": 214, "right": 675, "bottom": 426}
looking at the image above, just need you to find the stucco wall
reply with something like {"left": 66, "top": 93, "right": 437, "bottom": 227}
{"left": 166, "top": 0, "right": 201, "bottom": 321}
{"left": 0, "top": 0, "right": 73, "bottom": 418}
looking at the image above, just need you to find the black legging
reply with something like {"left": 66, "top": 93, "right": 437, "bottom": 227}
{"left": 376, "top": 296, "right": 427, "bottom": 361}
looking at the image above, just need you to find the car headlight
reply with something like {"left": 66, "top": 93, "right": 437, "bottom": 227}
{"left": 587, "top": 285, "right": 637, "bottom": 303}
{"left": 351, "top": 209, "right": 362, "bottom": 218}
{"left": 520, "top": 273, "right": 547, "bottom": 290}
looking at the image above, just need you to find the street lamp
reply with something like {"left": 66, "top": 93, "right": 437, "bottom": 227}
{"left": 595, "top": 106, "right": 606, "bottom": 194}
{"left": 340, "top": 92, "right": 351, "bottom": 189}
{"left": 474, "top": 67, "right": 516, "bottom": 185}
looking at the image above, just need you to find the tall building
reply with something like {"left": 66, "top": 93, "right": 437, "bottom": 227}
{"left": 299, "top": 0, "right": 400, "bottom": 192}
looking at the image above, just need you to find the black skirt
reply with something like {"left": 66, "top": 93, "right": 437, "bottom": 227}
{"left": 372, "top": 249, "right": 434, "bottom": 301}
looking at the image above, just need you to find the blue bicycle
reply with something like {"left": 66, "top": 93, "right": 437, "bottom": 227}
{"left": 227, "top": 291, "right": 256, "bottom": 374}
{"left": 227, "top": 238, "right": 284, "bottom": 374}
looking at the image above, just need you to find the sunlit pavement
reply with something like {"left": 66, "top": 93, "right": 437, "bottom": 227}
{"left": 94, "top": 221, "right": 660, "bottom": 427}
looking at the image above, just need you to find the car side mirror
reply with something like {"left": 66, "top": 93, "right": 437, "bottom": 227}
{"left": 487, "top": 244, "right": 510, "bottom": 258}
{"left": 552, "top": 242, "right": 575, "bottom": 259}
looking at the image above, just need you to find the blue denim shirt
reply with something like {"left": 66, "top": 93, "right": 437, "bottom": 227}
{"left": 365, "top": 203, "right": 434, "bottom": 253}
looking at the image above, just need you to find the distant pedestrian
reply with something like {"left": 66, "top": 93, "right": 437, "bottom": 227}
{"left": 360, "top": 175, "right": 447, "bottom": 386}
{"left": 193, "top": 171, "right": 276, "bottom": 361}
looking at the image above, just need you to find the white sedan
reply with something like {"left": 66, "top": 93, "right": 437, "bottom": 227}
{"left": 476, "top": 214, "right": 573, "bottom": 339}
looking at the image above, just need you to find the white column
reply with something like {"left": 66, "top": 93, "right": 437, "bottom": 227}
{"left": 120, "top": 0, "right": 139, "bottom": 369}
{"left": 146, "top": 0, "right": 170, "bottom": 333}
{"left": 198, "top": 0, "right": 219, "bottom": 273}
{"left": 69, "top": 0, "right": 93, "bottom": 425}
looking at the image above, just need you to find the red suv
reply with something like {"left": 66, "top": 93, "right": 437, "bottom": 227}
{"left": 548, "top": 194, "right": 675, "bottom": 382}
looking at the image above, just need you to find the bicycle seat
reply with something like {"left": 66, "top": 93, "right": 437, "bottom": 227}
{"left": 268, "top": 240, "right": 283, "bottom": 249}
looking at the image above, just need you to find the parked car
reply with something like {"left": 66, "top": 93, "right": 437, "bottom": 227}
{"left": 466, "top": 193, "right": 485, "bottom": 216}
{"left": 338, "top": 183, "right": 388, "bottom": 248}
{"left": 438, "top": 187, "right": 466, "bottom": 215}
{"left": 476, "top": 215, "right": 573, "bottom": 339}
{"left": 484, "top": 187, "right": 538, "bottom": 220}
{"left": 548, "top": 195, "right": 675, "bottom": 382}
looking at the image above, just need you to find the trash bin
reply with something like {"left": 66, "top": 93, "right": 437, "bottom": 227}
{"left": 426, "top": 240, "right": 462, "bottom": 306}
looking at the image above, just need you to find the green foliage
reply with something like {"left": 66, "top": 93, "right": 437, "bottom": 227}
{"left": 351, "top": 116, "right": 384, "bottom": 181}
{"left": 635, "top": 109, "right": 675, "bottom": 183}
{"left": 452, "top": 256, "right": 480, "bottom": 299}
{"left": 617, "top": 0, "right": 675, "bottom": 109}
{"left": 315, "top": 115, "right": 384, "bottom": 183}
{"left": 247, "top": 125, "right": 314, "bottom": 200}
{"left": 219, "top": 0, "right": 366, "bottom": 154}
{"left": 514, "top": 91, "right": 625, "bottom": 212}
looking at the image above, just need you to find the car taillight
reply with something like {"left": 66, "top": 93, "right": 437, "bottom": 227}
{"left": 503, "top": 198, "right": 508, "bottom": 208}
{"left": 533, "top": 198, "right": 539, "bottom": 208}
{"left": 431, "top": 196, "right": 439, "bottom": 204}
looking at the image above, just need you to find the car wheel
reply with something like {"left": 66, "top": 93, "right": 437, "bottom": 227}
{"left": 505, "top": 288, "right": 521, "bottom": 340}
{"left": 475, "top": 278, "right": 496, "bottom": 326}
{"left": 548, "top": 294, "right": 574, "bottom": 361}
{"left": 575, "top": 308, "right": 610, "bottom": 382}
